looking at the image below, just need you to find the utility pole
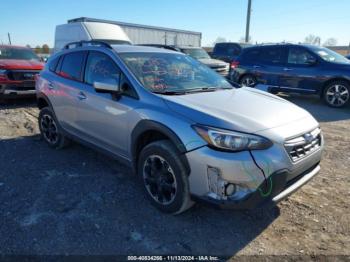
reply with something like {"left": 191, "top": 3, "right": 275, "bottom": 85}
{"left": 7, "top": 33, "right": 12, "bottom": 45}
{"left": 245, "top": 0, "right": 252, "bottom": 43}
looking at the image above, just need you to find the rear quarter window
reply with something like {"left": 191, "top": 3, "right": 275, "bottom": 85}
{"left": 59, "top": 51, "right": 86, "bottom": 81}
{"left": 48, "top": 56, "right": 60, "bottom": 72}
{"left": 240, "top": 48, "right": 261, "bottom": 62}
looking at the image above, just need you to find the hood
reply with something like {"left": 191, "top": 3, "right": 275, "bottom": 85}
{"left": 0, "top": 59, "right": 44, "bottom": 70}
{"left": 198, "top": 58, "right": 228, "bottom": 67}
{"left": 162, "top": 87, "right": 313, "bottom": 133}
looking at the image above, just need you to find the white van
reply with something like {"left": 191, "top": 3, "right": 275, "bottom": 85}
{"left": 54, "top": 22, "right": 132, "bottom": 53}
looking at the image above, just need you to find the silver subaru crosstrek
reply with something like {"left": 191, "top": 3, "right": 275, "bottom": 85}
{"left": 36, "top": 41, "right": 323, "bottom": 214}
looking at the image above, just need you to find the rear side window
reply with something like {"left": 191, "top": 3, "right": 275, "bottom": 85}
{"left": 84, "top": 51, "right": 121, "bottom": 86}
{"left": 260, "top": 47, "right": 283, "bottom": 64}
{"left": 48, "top": 56, "right": 60, "bottom": 72}
{"left": 240, "top": 48, "right": 261, "bottom": 62}
{"left": 59, "top": 51, "right": 86, "bottom": 81}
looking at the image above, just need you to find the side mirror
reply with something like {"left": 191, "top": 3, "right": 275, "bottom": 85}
{"left": 93, "top": 81, "right": 120, "bottom": 94}
{"left": 305, "top": 57, "right": 317, "bottom": 66}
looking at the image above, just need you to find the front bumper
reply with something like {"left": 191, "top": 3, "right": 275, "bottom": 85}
{"left": 192, "top": 164, "right": 320, "bottom": 209}
{"left": 0, "top": 82, "right": 36, "bottom": 97}
{"left": 186, "top": 138, "right": 323, "bottom": 209}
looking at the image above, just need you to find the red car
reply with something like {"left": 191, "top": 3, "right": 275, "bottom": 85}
{"left": 0, "top": 45, "right": 44, "bottom": 100}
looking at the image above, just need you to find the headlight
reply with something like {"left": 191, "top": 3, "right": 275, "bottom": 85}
{"left": 193, "top": 125, "right": 273, "bottom": 152}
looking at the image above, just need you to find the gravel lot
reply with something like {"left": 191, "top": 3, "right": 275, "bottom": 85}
{"left": 0, "top": 95, "right": 349, "bottom": 259}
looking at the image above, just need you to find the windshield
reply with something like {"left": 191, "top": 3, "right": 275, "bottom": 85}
{"left": 0, "top": 47, "right": 40, "bottom": 61}
{"left": 120, "top": 52, "right": 232, "bottom": 94}
{"left": 181, "top": 48, "right": 211, "bottom": 59}
{"left": 311, "top": 47, "right": 350, "bottom": 64}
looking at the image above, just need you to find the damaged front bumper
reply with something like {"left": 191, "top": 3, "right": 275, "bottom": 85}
{"left": 185, "top": 142, "right": 323, "bottom": 209}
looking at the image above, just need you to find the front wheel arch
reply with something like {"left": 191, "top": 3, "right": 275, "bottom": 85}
{"left": 131, "top": 120, "right": 190, "bottom": 174}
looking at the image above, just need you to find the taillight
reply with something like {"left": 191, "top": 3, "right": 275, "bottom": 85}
{"left": 230, "top": 61, "right": 239, "bottom": 69}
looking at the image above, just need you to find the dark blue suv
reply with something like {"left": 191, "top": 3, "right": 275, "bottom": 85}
{"left": 231, "top": 44, "right": 350, "bottom": 107}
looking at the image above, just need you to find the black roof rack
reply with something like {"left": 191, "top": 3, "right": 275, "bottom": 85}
{"left": 63, "top": 40, "right": 112, "bottom": 50}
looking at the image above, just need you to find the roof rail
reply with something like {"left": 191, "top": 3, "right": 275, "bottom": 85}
{"left": 63, "top": 40, "right": 112, "bottom": 50}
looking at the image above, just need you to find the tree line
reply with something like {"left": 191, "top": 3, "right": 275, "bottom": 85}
{"left": 26, "top": 44, "right": 51, "bottom": 54}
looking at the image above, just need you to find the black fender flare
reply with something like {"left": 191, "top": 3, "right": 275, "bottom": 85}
{"left": 131, "top": 120, "right": 190, "bottom": 174}
{"left": 36, "top": 92, "right": 53, "bottom": 110}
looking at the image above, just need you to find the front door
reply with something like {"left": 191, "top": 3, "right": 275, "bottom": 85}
{"left": 278, "top": 46, "right": 321, "bottom": 94}
{"left": 74, "top": 51, "right": 137, "bottom": 159}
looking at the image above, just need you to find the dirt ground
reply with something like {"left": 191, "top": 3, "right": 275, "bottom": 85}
{"left": 0, "top": 95, "right": 349, "bottom": 259}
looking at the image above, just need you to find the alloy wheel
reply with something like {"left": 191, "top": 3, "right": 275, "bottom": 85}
{"left": 40, "top": 114, "right": 59, "bottom": 144}
{"left": 241, "top": 76, "right": 256, "bottom": 87}
{"left": 326, "top": 84, "right": 349, "bottom": 107}
{"left": 143, "top": 155, "right": 177, "bottom": 205}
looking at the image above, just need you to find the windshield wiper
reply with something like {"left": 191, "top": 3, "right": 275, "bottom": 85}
{"left": 153, "top": 90, "right": 187, "bottom": 95}
{"left": 185, "top": 87, "right": 233, "bottom": 93}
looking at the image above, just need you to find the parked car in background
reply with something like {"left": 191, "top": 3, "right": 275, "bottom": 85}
{"left": 0, "top": 45, "right": 44, "bottom": 100}
{"left": 212, "top": 42, "right": 251, "bottom": 63}
{"left": 140, "top": 44, "right": 229, "bottom": 77}
{"left": 36, "top": 41, "right": 323, "bottom": 214}
{"left": 179, "top": 46, "right": 229, "bottom": 77}
{"left": 231, "top": 44, "right": 350, "bottom": 107}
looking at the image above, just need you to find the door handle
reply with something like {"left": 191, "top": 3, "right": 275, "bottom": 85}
{"left": 77, "top": 92, "right": 87, "bottom": 100}
{"left": 283, "top": 68, "right": 293, "bottom": 71}
{"left": 48, "top": 82, "right": 54, "bottom": 89}
{"left": 253, "top": 65, "right": 261, "bottom": 69}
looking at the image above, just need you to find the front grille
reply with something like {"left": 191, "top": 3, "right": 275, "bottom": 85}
{"left": 284, "top": 128, "right": 322, "bottom": 162}
{"left": 6, "top": 70, "right": 40, "bottom": 81}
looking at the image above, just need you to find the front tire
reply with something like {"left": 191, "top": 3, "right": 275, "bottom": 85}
{"left": 138, "top": 140, "right": 193, "bottom": 214}
{"left": 38, "top": 107, "right": 70, "bottom": 149}
{"left": 323, "top": 81, "right": 350, "bottom": 108}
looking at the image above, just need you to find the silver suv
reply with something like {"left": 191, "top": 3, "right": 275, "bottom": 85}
{"left": 36, "top": 41, "right": 324, "bottom": 214}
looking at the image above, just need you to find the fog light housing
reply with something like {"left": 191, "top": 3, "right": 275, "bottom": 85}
{"left": 225, "top": 183, "right": 236, "bottom": 196}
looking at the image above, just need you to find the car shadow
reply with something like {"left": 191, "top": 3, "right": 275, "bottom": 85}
{"left": 0, "top": 97, "right": 37, "bottom": 109}
{"left": 0, "top": 135, "right": 278, "bottom": 256}
{"left": 279, "top": 93, "right": 350, "bottom": 123}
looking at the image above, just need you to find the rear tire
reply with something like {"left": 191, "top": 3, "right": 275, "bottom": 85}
{"left": 138, "top": 140, "right": 194, "bottom": 214}
{"left": 38, "top": 107, "right": 70, "bottom": 149}
{"left": 323, "top": 80, "right": 350, "bottom": 108}
{"left": 239, "top": 75, "right": 257, "bottom": 87}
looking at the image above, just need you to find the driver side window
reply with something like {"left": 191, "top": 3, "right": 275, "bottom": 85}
{"left": 84, "top": 51, "right": 120, "bottom": 86}
{"left": 288, "top": 47, "right": 315, "bottom": 65}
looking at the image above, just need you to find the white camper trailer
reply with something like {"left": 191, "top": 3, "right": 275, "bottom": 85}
{"left": 54, "top": 22, "right": 132, "bottom": 52}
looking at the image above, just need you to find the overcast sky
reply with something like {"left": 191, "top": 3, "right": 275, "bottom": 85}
{"left": 1, "top": 0, "right": 349, "bottom": 47}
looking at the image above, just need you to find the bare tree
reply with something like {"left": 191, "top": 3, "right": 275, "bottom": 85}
{"left": 42, "top": 44, "right": 50, "bottom": 54}
{"left": 34, "top": 45, "right": 41, "bottom": 54}
{"left": 323, "top": 38, "right": 338, "bottom": 47}
{"left": 213, "top": 37, "right": 227, "bottom": 45}
{"left": 304, "top": 34, "right": 321, "bottom": 45}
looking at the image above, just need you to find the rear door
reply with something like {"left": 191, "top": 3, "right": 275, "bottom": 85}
{"left": 241, "top": 46, "right": 285, "bottom": 88}
{"left": 278, "top": 46, "right": 321, "bottom": 93}
{"left": 46, "top": 51, "right": 87, "bottom": 133}
{"left": 74, "top": 51, "right": 138, "bottom": 158}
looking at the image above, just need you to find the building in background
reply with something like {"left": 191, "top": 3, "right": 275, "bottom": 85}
{"left": 68, "top": 17, "right": 202, "bottom": 47}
